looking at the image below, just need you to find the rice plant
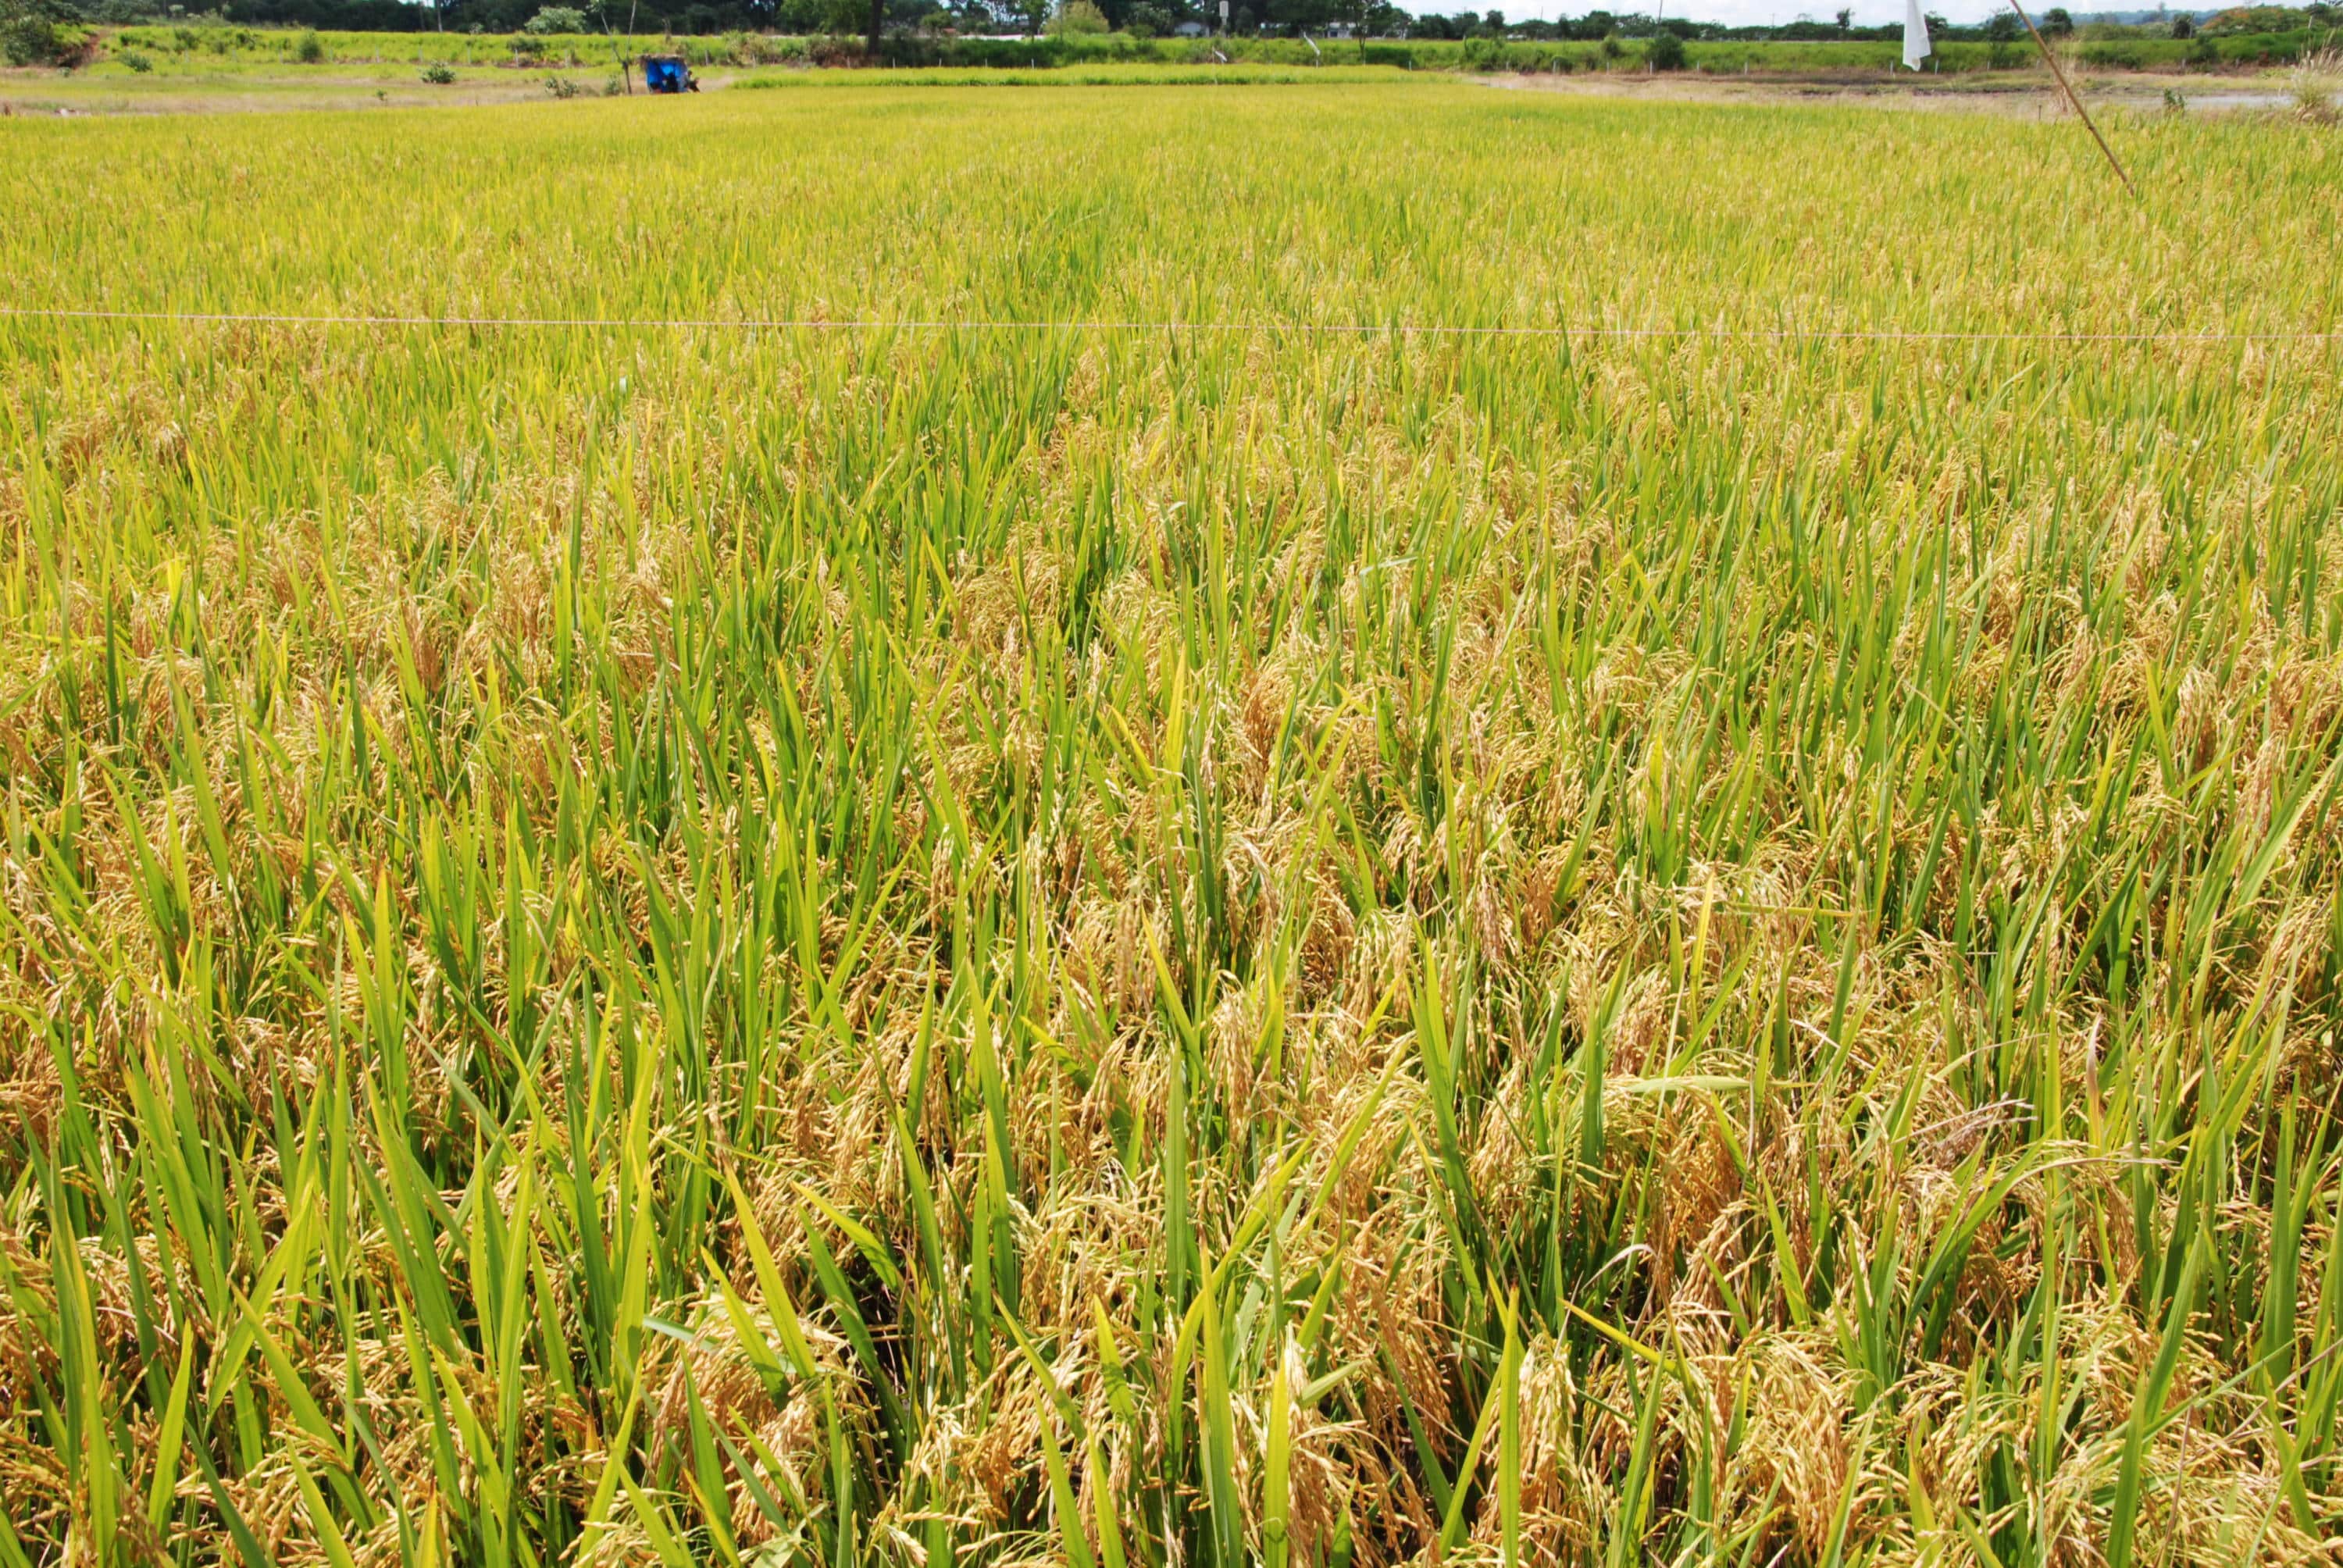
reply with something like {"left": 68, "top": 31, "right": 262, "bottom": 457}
{"left": 2, "top": 82, "right": 2341, "bottom": 1566}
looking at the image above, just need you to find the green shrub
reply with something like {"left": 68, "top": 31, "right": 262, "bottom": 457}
{"left": 2201, "top": 4, "right": 2295, "bottom": 34}
{"left": 1045, "top": 1, "right": 1109, "bottom": 36}
{"left": 295, "top": 28, "right": 325, "bottom": 62}
{"left": 735, "top": 32, "right": 806, "bottom": 64}
{"left": 544, "top": 71, "right": 580, "bottom": 94}
{"left": 1646, "top": 29, "right": 1685, "bottom": 67}
{"left": 2, "top": 15, "right": 62, "bottom": 64}
{"left": 119, "top": 46, "right": 152, "bottom": 69}
{"left": 421, "top": 60, "right": 456, "bottom": 81}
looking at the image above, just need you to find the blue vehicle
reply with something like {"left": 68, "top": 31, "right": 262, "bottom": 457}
{"left": 641, "top": 55, "right": 697, "bottom": 92}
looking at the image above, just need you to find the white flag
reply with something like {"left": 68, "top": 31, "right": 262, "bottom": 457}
{"left": 1903, "top": 0, "right": 1933, "bottom": 68}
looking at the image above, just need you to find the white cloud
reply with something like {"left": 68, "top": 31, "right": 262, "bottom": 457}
{"left": 1489, "top": 0, "right": 2022, "bottom": 22}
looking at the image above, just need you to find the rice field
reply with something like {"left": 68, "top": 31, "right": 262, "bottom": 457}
{"left": 3, "top": 81, "right": 2342, "bottom": 1566}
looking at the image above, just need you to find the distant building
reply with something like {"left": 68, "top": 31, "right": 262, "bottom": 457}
{"left": 1173, "top": 18, "right": 1207, "bottom": 32}
{"left": 1323, "top": 20, "right": 1356, "bottom": 34}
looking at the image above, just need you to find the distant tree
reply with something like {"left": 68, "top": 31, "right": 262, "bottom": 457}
{"left": 0, "top": 2, "right": 66, "bottom": 64}
{"left": 1646, "top": 23, "right": 1681, "bottom": 61}
{"left": 1268, "top": 0, "right": 1342, "bottom": 33}
{"left": 1985, "top": 10, "right": 2017, "bottom": 38}
{"left": 7, "top": 0, "right": 97, "bottom": 60}
{"left": 2169, "top": 11, "right": 2191, "bottom": 34}
{"left": 2040, "top": 4, "right": 2071, "bottom": 32}
{"left": 523, "top": 3, "right": 587, "bottom": 27}
{"left": 1125, "top": 0, "right": 1168, "bottom": 27}
{"left": 1045, "top": 0, "right": 1104, "bottom": 29}
{"left": 1834, "top": 5, "right": 1849, "bottom": 26}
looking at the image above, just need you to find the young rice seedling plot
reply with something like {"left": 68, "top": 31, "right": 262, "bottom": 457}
{"left": 3, "top": 81, "right": 2343, "bottom": 1566}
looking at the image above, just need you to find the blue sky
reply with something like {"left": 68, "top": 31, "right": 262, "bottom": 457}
{"left": 1495, "top": 1, "right": 2032, "bottom": 21}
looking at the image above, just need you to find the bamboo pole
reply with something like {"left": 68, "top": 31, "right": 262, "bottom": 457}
{"left": 2005, "top": 0, "right": 2135, "bottom": 195}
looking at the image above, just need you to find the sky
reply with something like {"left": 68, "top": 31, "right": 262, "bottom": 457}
{"left": 1495, "top": 0, "right": 2031, "bottom": 21}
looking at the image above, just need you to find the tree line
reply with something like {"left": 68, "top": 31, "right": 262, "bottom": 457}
{"left": 10, "top": 0, "right": 2333, "bottom": 50}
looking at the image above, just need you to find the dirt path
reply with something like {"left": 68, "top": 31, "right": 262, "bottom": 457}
{"left": 1477, "top": 68, "right": 2297, "bottom": 116}
{"left": 0, "top": 64, "right": 749, "bottom": 116}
